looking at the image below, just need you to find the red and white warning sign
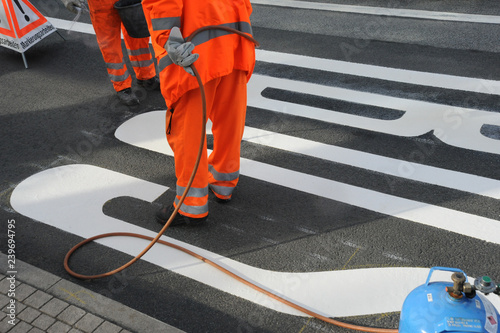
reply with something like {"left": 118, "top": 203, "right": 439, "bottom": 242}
{"left": 0, "top": 0, "right": 56, "bottom": 52}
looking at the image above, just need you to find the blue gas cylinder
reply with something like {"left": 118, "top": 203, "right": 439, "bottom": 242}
{"left": 399, "top": 267, "right": 499, "bottom": 333}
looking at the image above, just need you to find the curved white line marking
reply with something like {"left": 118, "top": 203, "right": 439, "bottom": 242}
{"left": 10, "top": 164, "right": 500, "bottom": 316}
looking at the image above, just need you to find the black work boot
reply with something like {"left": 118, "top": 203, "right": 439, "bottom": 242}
{"left": 137, "top": 76, "right": 160, "bottom": 91}
{"left": 117, "top": 88, "right": 140, "bottom": 106}
{"left": 156, "top": 205, "right": 207, "bottom": 227}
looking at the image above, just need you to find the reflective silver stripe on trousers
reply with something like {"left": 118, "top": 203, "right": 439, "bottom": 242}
{"left": 209, "top": 164, "right": 239, "bottom": 182}
{"left": 174, "top": 198, "right": 208, "bottom": 215}
{"left": 130, "top": 59, "right": 155, "bottom": 68}
{"left": 158, "top": 21, "right": 253, "bottom": 72}
{"left": 108, "top": 71, "right": 130, "bottom": 82}
{"left": 106, "top": 62, "right": 125, "bottom": 70}
{"left": 127, "top": 47, "right": 152, "bottom": 56}
{"left": 176, "top": 184, "right": 208, "bottom": 198}
{"left": 105, "top": 62, "right": 129, "bottom": 82}
{"left": 209, "top": 184, "right": 234, "bottom": 196}
{"left": 175, "top": 185, "right": 208, "bottom": 215}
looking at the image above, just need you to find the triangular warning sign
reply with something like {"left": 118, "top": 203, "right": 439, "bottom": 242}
{"left": 0, "top": 0, "right": 56, "bottom": 53}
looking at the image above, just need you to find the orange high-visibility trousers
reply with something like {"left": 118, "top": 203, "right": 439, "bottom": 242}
{"left": 88, "top": 0, "right": 156, "bottom": 92}
{"left": 166, "top": 70, "right": 248, "bottom": 218}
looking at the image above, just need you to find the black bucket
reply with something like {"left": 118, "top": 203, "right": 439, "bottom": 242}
{"left": 114, "top": 0, "right": 150, "bottom": 38}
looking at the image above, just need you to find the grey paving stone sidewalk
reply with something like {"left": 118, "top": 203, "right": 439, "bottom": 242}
{"left": 0, "top": 253, "right": 184, "bottom": 333}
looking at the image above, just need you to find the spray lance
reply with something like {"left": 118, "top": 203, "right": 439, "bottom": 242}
{"left": 59, "top": 0, "right": 89, "bottom": 34}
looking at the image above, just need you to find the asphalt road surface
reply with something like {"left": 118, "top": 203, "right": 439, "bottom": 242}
{"left": 1, "top": 0, "right": 500, "bottom": 332}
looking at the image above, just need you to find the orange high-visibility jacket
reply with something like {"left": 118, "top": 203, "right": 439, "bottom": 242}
{"left": 142, "top": 0, "right": 256, "bottom": 106}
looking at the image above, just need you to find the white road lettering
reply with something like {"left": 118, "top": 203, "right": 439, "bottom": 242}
{"left": 11, "top": 164, "right": 500, "bottom": 316}
{"left": 248, "top": 74, "right": 500, "bottom": 155}
{"left": 116, "top": 111, "right": 500, "bottom": 245}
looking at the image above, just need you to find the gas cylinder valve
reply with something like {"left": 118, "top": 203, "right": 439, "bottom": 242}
{"left": 445, "top": 272, "right": 475, "bottom": 299}
{"left": 474, "top": 275, "right": 499, "bottom": 295}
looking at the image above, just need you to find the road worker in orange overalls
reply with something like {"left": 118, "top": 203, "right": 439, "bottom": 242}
{"left": 61, "top": 0, "right": 160, "bottom": 106}
{"left": 142, "top": 0, "right": 256, "bottom": 226}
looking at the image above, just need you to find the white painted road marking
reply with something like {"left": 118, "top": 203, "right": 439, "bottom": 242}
{"left": 11, "top": 164, "right": 500, "bottom": 316}
{"left": 48, "top": 19, "right": 500, "bottom": 96}
{"left": 248, "top": 74, "right": 500, "bottom": 155}
{"left": 115, "top": 111, "right": 500, "bottom": 245}
{"left": 251, "top": 0, "right": 500, "bottom": 25}
{"left": 242, "top": 126, "right": 500, "bottom": 200}
{"left": 15, "top": 16, "right": 498, "bottom": 319}
{"left": 120, "top": 110, "right": 500, "bottom": 200}
{"left": 255, "top": 49, "right": 500, "bottom": 96}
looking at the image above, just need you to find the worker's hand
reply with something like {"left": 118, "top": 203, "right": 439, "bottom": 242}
{"left": 166, "top": 27, "right": 199, "bottom": 76}
{"left": 60, "top": 0, "right": 84, "bottom": 14}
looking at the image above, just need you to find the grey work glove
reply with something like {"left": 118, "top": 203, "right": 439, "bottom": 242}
{"left": 60, "top": 0, "right": 84, "bottom": 14}
{"left": 166, "top": 27, "right": 199, "bottom": 76}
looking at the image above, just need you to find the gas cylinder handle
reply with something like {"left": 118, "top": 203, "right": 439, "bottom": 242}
{"left": 425, "top": 266, "right": 468, "bottom": 286}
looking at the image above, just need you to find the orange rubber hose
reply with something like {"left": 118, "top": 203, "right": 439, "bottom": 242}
{"left": 64, "top": 63, "right": 206, "bottom": 280}
{"left": 63, "top": 26, "right": 398, "bottom": 333}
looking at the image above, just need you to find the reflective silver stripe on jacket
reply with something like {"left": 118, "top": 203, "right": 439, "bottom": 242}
{"left": 151, "top": 16, "right": 181, "bottom": 31}
{"left": 158, "top": 21, "right": 253, "bottom": 72}
{"left": 209, "top": 164, "right": 239, "bottom": 182}
{"left": 189, "top": 21, "right": 253, "bottom": 46}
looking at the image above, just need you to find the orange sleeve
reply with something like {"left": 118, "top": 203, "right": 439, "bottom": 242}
{"left": 142, "top": 0, "right": 183, "bottom": 58}
{"left": 245, "top": 0, "right": 253, "bottom": 16}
